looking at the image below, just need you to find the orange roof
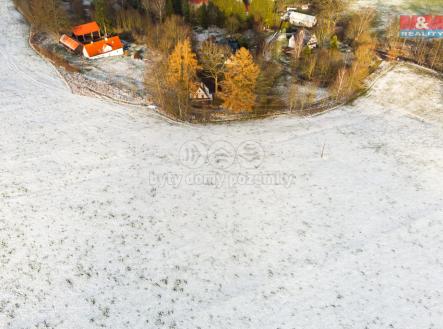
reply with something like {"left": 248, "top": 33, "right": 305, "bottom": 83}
{"left": 59, "top": 34, "right": 81, "bottom": 51}
{"left": 83, "top": 36, "right": 123, "bottom": 58}
{"left": 72, "top": 21, "right": 100, "bottom": 36}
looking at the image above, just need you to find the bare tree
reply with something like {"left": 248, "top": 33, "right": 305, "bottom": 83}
{"left": 313, "top": 0, "right": 349, "bottom": 44}
{"left": 430, "top": 39, "right": 442, "bottom": 70}
{"left": 14, "top": 0, "right": 69, "bottom": 35}
{"left": 142, "top": 0, "right": 166, "bottom": 22}
{"left": 200, "top": 40, "right": 231, "bottom": 96}
{"left": 386, "top": 17, "right": 404, "bottom": 59}
{"left": 291, "top": 29, "right": 305, "bottom": 59}
{"left": 333, "top": 67, "right": 347, "bottom": 100}
{"left": 345, "top": 8, "right": 377, "bottom": 44}
{"left": 146, "top": 15, "right": 191, "bottom": 54}
{"left": 70, "top": 0, "right": 86, "bottom": 23}
{"left": 288, "top": 83, "right": 299, "bottom": 112}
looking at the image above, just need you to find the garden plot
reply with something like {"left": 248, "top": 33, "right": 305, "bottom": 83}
{"left": 34, "top": 33, "right": 155, "bottom": 105}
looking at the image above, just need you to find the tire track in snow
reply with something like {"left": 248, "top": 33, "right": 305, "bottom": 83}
{"left": 0, "top": 0, "right": 66, "bottom": 92}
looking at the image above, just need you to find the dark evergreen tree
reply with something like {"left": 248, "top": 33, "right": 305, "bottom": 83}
{"left": 207, "top": 2, "right": 224, "bottom": 27}
{"left": 166, "top": 0, "right": 174, "bottom": 16}
{"left": 197, "top": 4, "right": 208, "bottom": 28}
{"left": 93, "top": 0, "right": 111, "bottom": 32}
{"left": 181, "top": 0, "right": 190, "bottom": 22}
{"left": 172, "top": 0, "right": 183, "bottom": 15}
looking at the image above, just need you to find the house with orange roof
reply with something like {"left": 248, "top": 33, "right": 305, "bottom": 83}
{"left": 72, "top": 21, "right": 101, "bottom": 43}
{"left": 59, "top": 34, "right": 82, "bottom": 53}
{"left": 82, "top": 36, "right": 124, "bottom": 59}
{"left": 189, "top": 0, "right": 209, "bottom": 7}
{"left": 59, "top": 21, "right": 123, "bottom": 60}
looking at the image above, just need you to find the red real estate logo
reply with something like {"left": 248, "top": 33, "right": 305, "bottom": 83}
{"left": 400, "top": 15, "right": 443, "bottom": 38}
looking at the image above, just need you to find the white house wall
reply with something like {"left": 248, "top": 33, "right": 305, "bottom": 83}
{"left": 83, "top": 48, "right": 124, "bottom": 59}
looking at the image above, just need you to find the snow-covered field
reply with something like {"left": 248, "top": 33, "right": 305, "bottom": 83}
{"left": 355, "top": 0, "right": 442, "bottom": 12}
{"left": 354, "top": 0, "right": 443, "bottom": 29}
{"left": 1, "top": 0, "right": 443, "bottom": 328}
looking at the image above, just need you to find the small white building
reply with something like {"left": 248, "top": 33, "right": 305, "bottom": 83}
{"left": 191, "top": 82, "right": 213, "bottom": 101}
{"left": 282, "top": 10, "right": 317, "bottom": 28}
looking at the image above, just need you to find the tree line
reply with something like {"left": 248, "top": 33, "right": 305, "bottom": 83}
{"left": 14, "top": 0, "right": 441, "bottom": 121}
{"left": 146, "top": 37, "right": 260, "bottom": 120}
